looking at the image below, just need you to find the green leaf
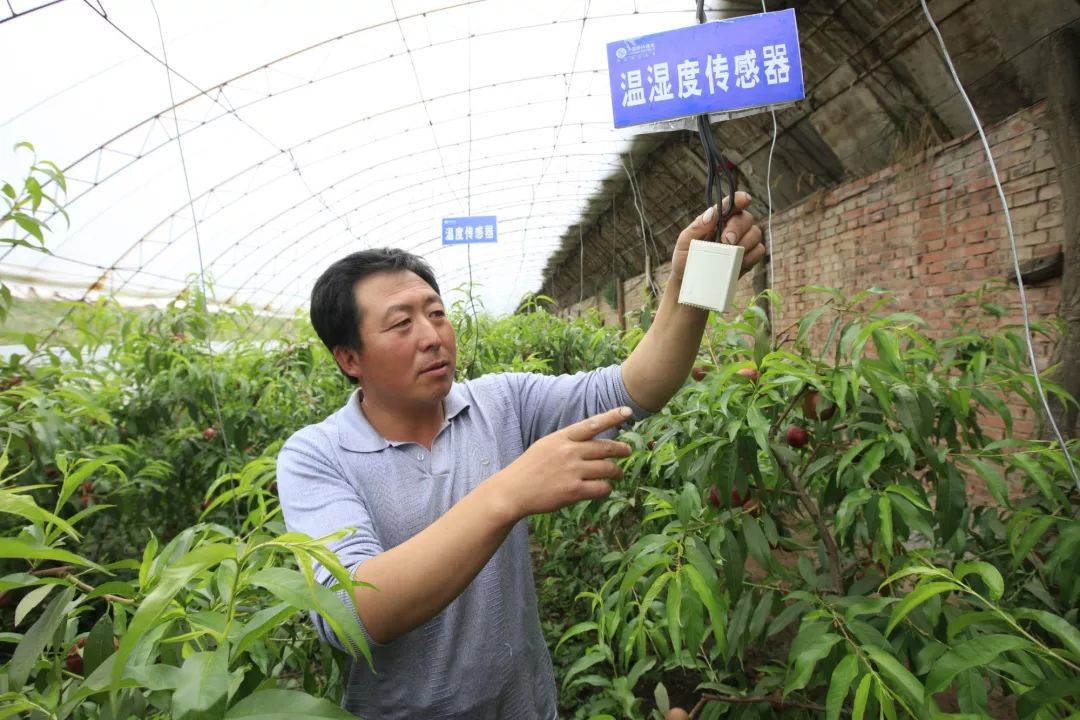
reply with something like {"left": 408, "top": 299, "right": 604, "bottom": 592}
{"left": 139, "top": 532, "right": 159, "bottom": 589}
{"left": 886, "top": 582, "right": 960, "bottom": 636}
{"left": 826, "top": 653, "right": 859, "bottom": 720}
{"left": 13, "top": 213, "right": 43, "bottom": 242}
{"left": 7, "top": 585, "right": 74, "bottom": 690}
{"left": 926, "top": 634, "right": 1031, "bottom": 693}
{"left": 129, "top": 662, "right": 183, "bottom": 690}
{"left": 1016, "top": 678, "right": 1080, "bottom": 719}
{"left": 1013, "top": 608, "right": 1080, "bottom": 659}
{"left": 797, "top": 305, "right": 831, "bottom": 345}
{"left": 744, "top": 403, "right": 768, "bottom": 449}
{"left": 742, "top": 517, "right": 771, "bottom": 569}
{"left": 0, "top": 537, "right": 102, "bottom": 570}
{"left": 876, "top": 680, "right": 898, "bottom": 720}
{"left": 246, "top": 566, "right": 370, "bottom": 667}
{"left": 935, "top": 468, "right": 966, "bottom": 543}
{"left": 953, "top": 561, "right": 1004, "bottom": 601}
{"left": 225, "top": 689, "right": 357, "bottom": 719}
{"left": 852, "top": 674, "right": 872, "bottom": 720}
{"left": 835, "top": 488, "right": 872, "bottom": 537}
{"left": 843, "top": 596, "right": 899, "bottom": 621}
{"left": 955, "top": 669, "right": 988, "bottom": 715}
{"left": 0, "top": 698, "right": 36, "bottom": 719}
{"left": 856, "top": 443, "right": 886, "bottom": 482}
{"left": 112, "top": 543, "right": 235, "bottom": 689}
{"left": 83, "top": 614, "right": 116, "bottom": 678}
{"left": 232, "top": 602, "right": 296, "bottom": 660}
{"left": 654, "top": 682, "right": 670, "bottom": 715}
{"left": 172, "top": 644, "right": 230, "bottom": 720}
{"left": 785, "top": 633, "right": 843, "bottom": 694}
{"left": 883, "top": 484, "right": 930, "bottom": 511}
{"left": 963, "top": 459, "right": 1009, "bottom": 508}
{"left": 882, "top": 565, "right": 949, "bottom": 587}
{"left": 683, "top": 564, "right": 725, "bottom": 654}
{"left": 14, "top": 584, "right": 54, "bottom": 626}
{"left": 878, "top": 495, "right": 894, "bottom": 552}
{"left": 833, "top": 371, "right": 849, "bottom": 415}
{"left": 863, "top": 645, "right": 927, "bottom": 717}
{"left": 556, "top": 621, "right": 599, "bottom": 653}
{"left": 890, "top": 495, "right": 935, "bottom": 543}
{"left": 838, "top": 440, "right": 873, "bottom": 481}
{"left": 0, "top": 492, "right": 80, "bottom": 541}
{"left": 562, "top": 651, "right": 606, "bottom": 689}
{"left": 1010, "top": 453, "right": 1066, "bottom": 507}
{"left": 769, "top": 600, "right": 810, "bottom": 637}
{"left": 666, "top": 572, "right": 682, "bottom": 655}
{"left": 685, "top": 537, "right": 718, "bottom": 586}
{"left": 55, "top": 457, "right": 115, "bottom": 522}
{"left": 676, "top": 482, "right": 697, "bottom": 528}
{"left": 1011, "top": 515, "right": 1055, "bottom": 569}
{"left": 747, "top": 590, "right": 774, "bottom": 643}
{"left": 946, "top": 611, "right": 1003, "bottom": 642}
{"left": 726, "top": 589, "right": 754, "bottom": 653}
{"left": 872, "top": 329, "right": 904, "bottom": 376}
{"left": 618, "top": 550, "right": 668, "bottom": 598}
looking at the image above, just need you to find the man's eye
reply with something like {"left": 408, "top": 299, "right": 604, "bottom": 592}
{"left": 431, "top": 310, "right": 446, "bottom": 318}
{"left": 393, "top": 319, "right": 410, "bottom": 329}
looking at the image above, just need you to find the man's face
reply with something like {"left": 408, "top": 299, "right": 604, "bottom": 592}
{"left": 346, "top": 270, "right": 456, "bottom": 407}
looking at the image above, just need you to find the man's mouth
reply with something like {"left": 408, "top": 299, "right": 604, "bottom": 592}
{"left": 419, "top": 360, "right": 449, "bottom": 376}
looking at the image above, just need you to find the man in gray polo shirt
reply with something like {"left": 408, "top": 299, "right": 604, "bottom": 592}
{"left": 277, "top": 192, "right": 763, "bottom": 718}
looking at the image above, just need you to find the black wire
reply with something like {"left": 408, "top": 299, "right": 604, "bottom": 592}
{"left": 694, "top": 0, "right": 736, "bottom": 238}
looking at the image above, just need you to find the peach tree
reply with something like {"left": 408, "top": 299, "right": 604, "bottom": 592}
{"left": 544, "top": 288, "right": 1079, "bottom": 719}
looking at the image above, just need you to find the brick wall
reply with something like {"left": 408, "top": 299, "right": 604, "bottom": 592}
{"left": 610, "top": 101, "right": 1064, "bottom": 438}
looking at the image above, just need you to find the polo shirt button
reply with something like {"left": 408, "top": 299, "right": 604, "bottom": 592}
{"left": 417, "top": 453, "right": 424, "bottom": 460}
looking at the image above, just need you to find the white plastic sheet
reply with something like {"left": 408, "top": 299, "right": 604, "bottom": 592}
{"left": 1, "top": 0, "right": 733, "bottom": 316}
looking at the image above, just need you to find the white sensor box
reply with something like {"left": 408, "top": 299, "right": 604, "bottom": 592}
{"left": 677, "top": 239, "right": 744, "bottom": 314}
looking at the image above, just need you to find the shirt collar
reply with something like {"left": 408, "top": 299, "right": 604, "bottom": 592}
{"left": 337, "top": 382, "right": 471, "bottom": 453}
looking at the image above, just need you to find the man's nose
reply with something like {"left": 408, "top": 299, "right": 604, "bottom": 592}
{"left": 416, "top": 316, "right": 442, "bottom": 349}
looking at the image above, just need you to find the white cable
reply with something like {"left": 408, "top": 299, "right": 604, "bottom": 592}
{"left": 762, "top": 1, "right": 778, "bottom": 339}
{"left": 766, "top": 111, "right": 777, "bottom": 299}
{"left": 919, "top": 0, "right": 1080, "bottom": 494}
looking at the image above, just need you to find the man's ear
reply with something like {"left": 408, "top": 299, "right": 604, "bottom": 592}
{"left": 332, "top": 345, "right": 362, "bottom": 384}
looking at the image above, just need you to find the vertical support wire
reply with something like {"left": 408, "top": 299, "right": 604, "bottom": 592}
{"left": 464, "top": 4, "right": 480, "bottom": 375}
{"left": 149, "top": 0, "right": 239, "bottom": 526}
{"left": 919, "top": 0, "right": 1079, "bottom": 492}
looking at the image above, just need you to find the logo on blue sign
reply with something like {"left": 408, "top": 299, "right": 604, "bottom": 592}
{"left": 606, "top": 9, "right": 805, "bottom": 129}
{"left": 442, "top": 216, "right": 497, "bottom": 245}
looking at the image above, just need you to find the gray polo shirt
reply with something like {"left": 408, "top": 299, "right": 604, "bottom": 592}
{"left": 276, "top": 365, "right": 649, "bottom": 719}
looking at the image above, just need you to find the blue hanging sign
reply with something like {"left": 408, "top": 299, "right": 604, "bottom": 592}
{"left": 606, "top": 9, "right": 805, "bottom": 129}
{"left": 442, "top": 215, "right": 497, "bottom": 245}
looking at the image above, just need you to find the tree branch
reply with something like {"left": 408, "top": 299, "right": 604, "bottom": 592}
{"left": 772, "top": 449, "right": 844, "bottom": 594}
{"left": 688, "top": 691, "right": 835, "bottom": 719}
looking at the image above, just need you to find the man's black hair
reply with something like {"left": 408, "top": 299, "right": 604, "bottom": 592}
{"left": 310, "top": 248, "right": 441, "bottom": 383}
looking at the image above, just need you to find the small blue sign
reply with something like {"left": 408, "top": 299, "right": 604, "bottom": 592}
{"left": 606, "top": 9, "right": 804, "bottom": 129}
{"left": 442, "top": 215, "right": 498, "bottom": 245}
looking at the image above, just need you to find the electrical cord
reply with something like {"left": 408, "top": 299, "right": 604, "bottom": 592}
{"left": 918, "top": 0, "right": 1080, "bottom": 494}
{"left": 695, "top": 0, "right": 737, "bottom": 234}
{"left": 762, "top": 1, "right": 778, "bottom": 342}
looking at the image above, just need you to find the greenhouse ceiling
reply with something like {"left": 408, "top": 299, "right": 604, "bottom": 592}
{"left": 0, "top": 0, "right": 774, "bottom": 317}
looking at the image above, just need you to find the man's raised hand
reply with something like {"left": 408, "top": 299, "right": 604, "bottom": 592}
{"left": 494, "top": 407, "right": 634, "bottom": 520}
